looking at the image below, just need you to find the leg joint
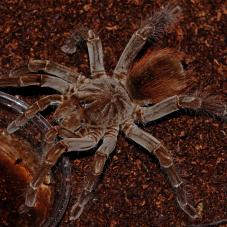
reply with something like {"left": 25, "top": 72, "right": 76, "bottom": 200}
{"left": 153, "top": 145, "right": 173, "bottom": 168}
{"left": 135, "top": 31, "right": 147, "bottom": 41}
{"left": 224, "top": 104, "right": 227, "bottom": 116}
{"left": 177, "top": 95, "right": 202, "bottom": 110}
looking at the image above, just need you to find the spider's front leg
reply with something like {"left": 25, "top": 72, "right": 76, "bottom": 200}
{"left": 136, "top": 95, "right": 226, "bottom": 123}
{"left": 86, "top": 30, "right": 106, "bottom": 77}
{"left": 0, "top": 56, "right": 83, "bottom": 93}
{"left": 114, "top": 5, "right": 181, "bottom": 79}
{"left": 27, "top": 59, "right": 81, "bottom": 83}
{"left": 25, "top": 128, "right": 103, "bottom": 207}
{"left": 69, "top": 126, "right": 118, "bottom": 220}
{"left": 0, "top": 73, "right": 70, "bottom": 94}
{"left": 122, "top": 121, "right": 198, "bottom": 219}
{"left": 61, "top": 28, "right": 106, "bottom": 78}
{"left": 7, "top": 94, "right": 63, "bottom": 133}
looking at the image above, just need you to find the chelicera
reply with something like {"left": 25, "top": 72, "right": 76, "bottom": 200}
{"left": 0, "top": 5, "right": 226, "bottom": 221}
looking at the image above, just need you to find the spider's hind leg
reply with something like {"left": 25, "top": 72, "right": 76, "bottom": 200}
{"left": 136, "top": 95, "right": 227, "bottom": 123}
{"left": 122, "top": 122, "right": 198, "bottom": 219}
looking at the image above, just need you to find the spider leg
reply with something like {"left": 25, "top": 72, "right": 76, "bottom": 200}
{"left": 61, "top": 28, "right": 106, "bottom": 78}
{"left": 7, "top": 94, "right": 63, "bottom": 134}
{"left": 25, "top": 140, "right": 68, "bottom": 207}
{"left": 86, "top": 30, "right": 106, "bottom": 78}
{"left": 122, "top": 121, "right": 198, "bottom": 219}
{"left": 42, "top": 126, "right": 82, "bottom": 154}
{"left": 9, "top": 66, "right": 31, "bottom": 77}
{"left": 28, "top": 59, "right": 81, "bottom": 83}
{"left": 25, "top": 128, "right": 103, "bottom": 207}
{"left": 0, "top": 73, "right": 70, "bottom": 94}
{"left": 69, "top": 126, "right": 119, "bottom": 220}
{"left": 41, "top": 126, "right": 64, "bottom": 156}
{"left": 114, "top": 5, "right": 181, "bottom": 80}
{"left": 135, "top": 95, "right": 227, "bottom": 123}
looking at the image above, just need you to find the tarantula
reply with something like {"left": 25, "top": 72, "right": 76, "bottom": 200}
{"left": 0, "top": 5, "right": 226, "bottom": 221}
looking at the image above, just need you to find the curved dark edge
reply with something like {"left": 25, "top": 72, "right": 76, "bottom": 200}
{"left": 0, "top": 91, "right": 71, "bottom": 227}
{"left": 44, "top": 157, "right": 72, "bottom": 227}
{"left": 187, "top": 218, "right": 227, "bottom": 227}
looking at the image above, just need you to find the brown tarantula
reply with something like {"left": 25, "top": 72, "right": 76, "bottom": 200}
{"left": 0, "top": 5, "right": 226, "bottom": 221}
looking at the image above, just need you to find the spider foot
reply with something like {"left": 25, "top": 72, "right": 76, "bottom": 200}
{"left": 69, "top": 193, "right": 93, "bottom": 220}
{"left": 70, "top": 186, "right": 96, "bottom": 220}
{"left": 178, "top": 202, "right": 199, "bottom": 220}
{"left": 18, "top": 203, "right": 31, "bottom": 214}
{"left": 69, "top": 202, "right": 85, "bottom": 221}
{"left": 61, "top": 27, "right": 88, "bottom": 54}
{"left": 178, "top": 95, "right": 227, "bottom": 120}
{"left": 175, "top": 184, "right": 199, "bottom": 219}
{"left": 7, "top": 113, "right": 29, "bottom": 133}
{"left": 201, "top": 95, "right": 227, "bottom": 119}
{"left": 7, "top": 119, "right": 22, "bottom": 134}
{"left": 25, "top": 183, "right": 37, "bottom": 207}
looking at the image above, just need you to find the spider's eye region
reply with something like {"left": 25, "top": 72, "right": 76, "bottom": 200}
{"left": 53, "top": 117, "right": 63, "bottom": 125}
{"left": 79, "top": 101, "right": 89, "bottom": 109}
{"left": 110, "top": 83, "right": 116, "bottom": 89}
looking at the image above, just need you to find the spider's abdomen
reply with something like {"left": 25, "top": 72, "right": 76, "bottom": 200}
{"left": 127, "top": 48, "right": 188, "bottom": 103}
{"left": 77, "top": 77, "right": 133, "bottom": 127}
